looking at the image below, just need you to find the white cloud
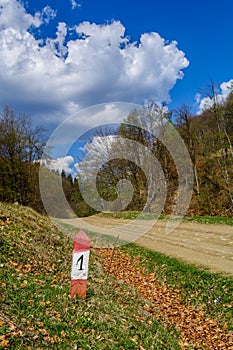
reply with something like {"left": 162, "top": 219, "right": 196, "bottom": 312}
{"left": 40, "top": 5, "right": 57, "bottom": 25}
{"left": 196, "top": 79, "right": 233, "bottom": 113}
{"left": 46, "top": 22, "right": 68, "bottom": 57}
{"left": 45, "top": 155, "right": 74, "bottom": 174}
{"left": 220, "top": 79, "right": 233, "bottom": 98}
{"left": 0, "top": 0, "right": 189, "bottom": 130}
{"left": 70, "top": 0, "right": 81, "bottom": 10}
{"left": 79, "top": 135, "right": 116, "bottom": 159}
{"left": 0, "top": 0, "right": 41, "bottom": 31}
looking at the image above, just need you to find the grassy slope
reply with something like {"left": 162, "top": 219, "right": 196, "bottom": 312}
{"left": 59, "top": 220, "right": 233, "bottom": 331}
{"left": 0, "top": 203, "right": 181, "bottom": 349}
{"left": 98, "top": 211, "right": 233, "bottom": 330}
{"left": 98, "top": 211, "right": 233, "bottom": 225}
{"left": 0, "top": 203, "right": 232, "bottom": 349}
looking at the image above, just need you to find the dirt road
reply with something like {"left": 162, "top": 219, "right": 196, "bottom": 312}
{"left": 59, "top": 216, "right": 233, "bottom": 275}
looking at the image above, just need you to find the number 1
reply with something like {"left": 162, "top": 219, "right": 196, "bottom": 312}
{"left": 76, "top": 254, "right": 84, "bottom": 271}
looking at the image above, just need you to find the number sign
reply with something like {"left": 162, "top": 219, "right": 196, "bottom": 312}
{"left": 71, "top": 251, "right": 90, "bottom": 280}
{"left": 70, "top": 231, "right": 90, "bottom": 299}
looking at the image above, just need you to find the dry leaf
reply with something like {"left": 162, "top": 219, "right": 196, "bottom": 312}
{"left": 0, "top": 339, "right": 9, "bottom": 347}
{"left": 97, "top": 248, "right": 230, "bottom": 349}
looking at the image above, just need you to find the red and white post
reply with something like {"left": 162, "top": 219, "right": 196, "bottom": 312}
{"left": 70, "top": 230, "right": 90, "bottom": 299}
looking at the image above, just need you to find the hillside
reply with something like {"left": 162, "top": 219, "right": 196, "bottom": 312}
{"left": 0, "top": 203, "right": 232, "bottom": 349}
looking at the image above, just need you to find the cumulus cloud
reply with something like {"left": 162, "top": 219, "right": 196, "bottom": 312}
{"left": 0, "top": 0, "right": 189, "bottom": 130}
{"left": 196, "top": 79, "right": 233, "bottom": 113}
{"left": 44, "top": 155, "right": 74, "bottom": 174}
{"left": 46, "top": 22, "right": 68, "bottom": 58}
{"left": 220, "top": 79, "right": 233, "bottom": 98}
{"left": 0, "top": 0, "right": 42, "bottom": 31}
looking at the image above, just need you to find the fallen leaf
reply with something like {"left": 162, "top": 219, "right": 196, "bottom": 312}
{"left": 20, "top": 280, "right": 27, "bottom": 288}
{"left": 0, "top": 339, "right": 9, "bottom": 347}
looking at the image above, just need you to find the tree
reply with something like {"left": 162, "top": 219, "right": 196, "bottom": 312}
{"left": 118, "top": 101, "right": 185, "bottom": 214}
{"left": 198, "top": 82, "right": 233, "bottom": 213}
{"left": 75, "top": 101, "right": 182, "bottom": 215}
{"left": 0, "top": 106, "right": 45, "bottom": 161}
{"left": 0, "top": 106, "right": 46, "bottom": 207}
{"left": 175, "top": 104, "right": 200, "bottom": 195}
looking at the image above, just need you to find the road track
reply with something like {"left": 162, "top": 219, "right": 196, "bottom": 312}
{"left": 59, "top": 216, "right": 233, "bottom": 275}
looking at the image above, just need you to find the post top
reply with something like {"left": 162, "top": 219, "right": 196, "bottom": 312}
{"left": 73, "top": 230, "right": 90, "bottom": 251}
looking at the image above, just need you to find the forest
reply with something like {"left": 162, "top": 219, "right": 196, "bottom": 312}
{"left": 0, "top": 84, "right": 233, "bottom": 218}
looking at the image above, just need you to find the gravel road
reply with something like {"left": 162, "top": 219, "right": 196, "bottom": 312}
{"left": 59, "top": 216, "right": 233, "bottom": 275}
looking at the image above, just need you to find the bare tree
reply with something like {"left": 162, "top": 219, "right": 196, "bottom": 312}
{"left": 0, "top": 105, "right": 46, "bottom": 204}
{"left": 197, "top": 82, "right": 233, "bottom": 213}
{"left": 175, "top": 104, "right": 200, "bottom": 195}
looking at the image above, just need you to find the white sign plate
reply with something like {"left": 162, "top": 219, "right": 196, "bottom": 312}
{"left": 71, "top": 251, "right": 90, "bottom": 280}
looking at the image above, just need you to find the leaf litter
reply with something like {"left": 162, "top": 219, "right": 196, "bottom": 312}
{"left": 1, "top": 202, "right": 233, "bottom": 349}
{"left": 97, "top": 248, "right": 233, "bottom": 349}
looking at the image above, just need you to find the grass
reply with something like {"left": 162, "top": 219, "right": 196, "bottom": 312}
{"left": 182, "top": 215, "right": 233, "bottom": 225}
{"left": 54, "top": 218, "right": 233, "bottom": 331}
{"left": 1, "top": 203, "right": 232, "bottom": 349}
{"left": 0, "top": 202, "right": 181, "bottom": 349}
{"left": 54, "top": 219, "right": 128, "bottom": 248}
{"left": 121, "top": 243, "right": 233, "bottom": 330}
{"left": 98, "top": 211, "right": 233, "bottom": 225}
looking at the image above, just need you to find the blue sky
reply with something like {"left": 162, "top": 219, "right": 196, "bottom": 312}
{"left": 24, "top": 0, "right": 233, "bottom": 111}
{"left": 0, "top": 0, "right": 232, "bottom": 172}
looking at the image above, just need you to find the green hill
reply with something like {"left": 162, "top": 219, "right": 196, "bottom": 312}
{"left": 0, "top": 203, "right": 232, "bottom": 349}
{"left": 0, "top": 203, "right": 182, "bottom": 349}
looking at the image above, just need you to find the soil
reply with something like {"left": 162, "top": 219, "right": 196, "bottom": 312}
{"left": 60, "top": 216, "right": 233, "bottom": 275}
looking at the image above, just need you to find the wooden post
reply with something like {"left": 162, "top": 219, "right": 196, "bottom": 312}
{"left": 70, "top": 231, "right": 90, "bottom": 299}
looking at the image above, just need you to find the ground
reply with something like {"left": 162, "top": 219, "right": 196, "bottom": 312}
{"left": 60, "top": 216, "right": 233, "bottom": 275}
